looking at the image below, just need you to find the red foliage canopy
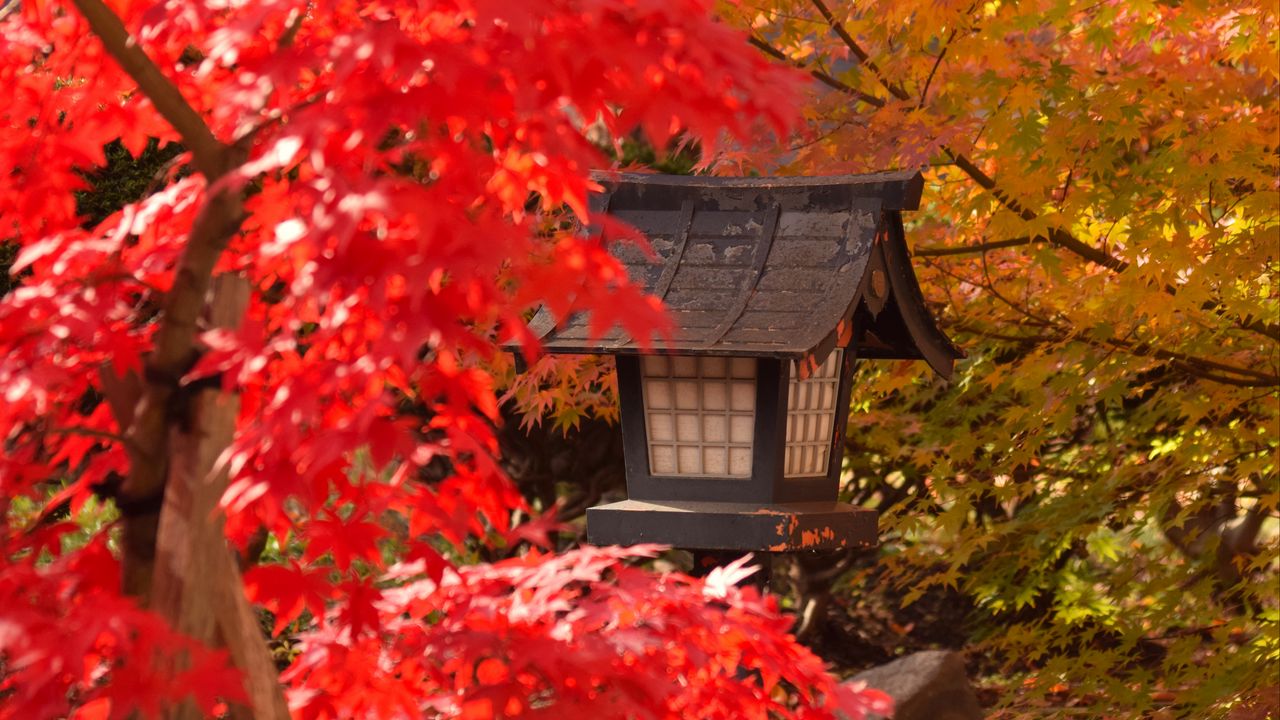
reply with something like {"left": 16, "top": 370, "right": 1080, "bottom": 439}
{"left": 0, "top": 1, "right": 891, "bottom": 718}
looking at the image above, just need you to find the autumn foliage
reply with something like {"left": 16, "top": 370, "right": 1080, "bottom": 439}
{"left": 720, "top": 0, "right": 1277, "bottom": 715}
{"left": 0, "top": 1, "right": 894, "bottom": 718}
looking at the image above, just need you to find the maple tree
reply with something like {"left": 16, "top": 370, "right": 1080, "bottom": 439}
{"left": 0, "top": 1, "right": 896, "bottom": 718}
{"left": 701, "top": 0, "right": 1277, "bottom": 715}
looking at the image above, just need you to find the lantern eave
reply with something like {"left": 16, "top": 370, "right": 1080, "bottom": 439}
{"left": 515, "top": 170, "right": 960, "bottom": 376}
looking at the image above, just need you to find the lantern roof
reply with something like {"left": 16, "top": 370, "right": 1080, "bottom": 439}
{"left": 526, "top": 170, "right": 963, "bottom": 377}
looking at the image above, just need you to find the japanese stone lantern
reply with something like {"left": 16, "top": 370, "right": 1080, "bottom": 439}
{"left": 520, "top": 170, "right": 961, "bottom": 552}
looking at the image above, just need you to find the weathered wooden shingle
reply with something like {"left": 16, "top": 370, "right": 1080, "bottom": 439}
{"left": 525, "top": 170, "right": 962, "bottom": 377}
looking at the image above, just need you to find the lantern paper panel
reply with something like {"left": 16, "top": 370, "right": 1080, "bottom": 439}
{"left": 641, "top": 355, "right": 755, "bottom": 477}
{"left": 784, "top": 349, "right": 842, "bottom": 478}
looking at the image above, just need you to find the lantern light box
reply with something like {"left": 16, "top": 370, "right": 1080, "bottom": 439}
{"left": 517, "top": 170, "right": 962, "bottom": 552}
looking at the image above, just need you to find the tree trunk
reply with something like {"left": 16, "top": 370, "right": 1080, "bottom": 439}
{"left": 70, "top": 2, "right": 287, "bottom": 716}
{"left": 148, "top": 276, "right": 290, "bottom": 720}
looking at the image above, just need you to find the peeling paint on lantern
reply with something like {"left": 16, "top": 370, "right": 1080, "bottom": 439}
{"left": 798, "top": 526, "right": 838, "bottom": 548}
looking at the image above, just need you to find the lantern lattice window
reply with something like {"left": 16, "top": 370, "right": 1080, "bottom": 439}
{"left": 640, "top": 355, "right": 756, "bottom": 477}
{"left": 784, "top": 349, "right": 842, "bottom": 478}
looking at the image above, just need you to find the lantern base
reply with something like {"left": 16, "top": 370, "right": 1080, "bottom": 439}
{"left": 585, "top": 499, "right": 877, "bottom": 552}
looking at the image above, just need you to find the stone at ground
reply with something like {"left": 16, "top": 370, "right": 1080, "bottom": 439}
{"left": 852, "top": 650, "right": 984, "bottom": 720}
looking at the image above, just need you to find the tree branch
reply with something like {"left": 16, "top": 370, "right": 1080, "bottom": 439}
{"left": 943, "top": 152, "right": 1131, "bottom": 272}
{"left": 748, "top": 35, "right": 885, "bottom": 108}
{"left": 808, "top": 0, "right": 911, "bottom": 101}
{"left": 1100, "top": 334, "right": 1279, "bottom": 386}
{"left": 46, "top": 425, "right": 144, "bottom": 455}
{"left": 955, "top": 320, "right": 1280, "bottom": 387}
{"left": 914, "top": 236, "right": 1043, "bottom": 257}
{"left": 952, "top": 321, "right": 1060, "bottom": 346}
{"left": 70, "top": 0, "right": 227, "bottom": 178}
